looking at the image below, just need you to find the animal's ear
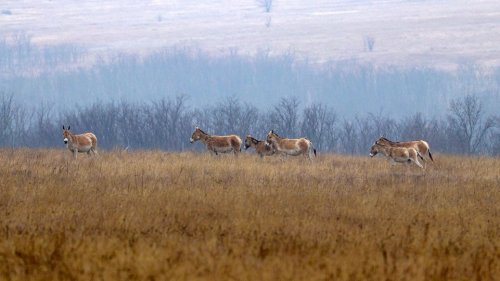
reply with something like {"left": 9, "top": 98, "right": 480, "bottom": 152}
{"left": 62, "top": 125, "right": 65, "bottom": 130}
{"left": 68, "top": 126, "right": 70, "bottom": 130}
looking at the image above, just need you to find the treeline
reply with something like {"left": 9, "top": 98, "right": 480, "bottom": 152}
{"left": 0, "top": 94, "right": 498, "bottom": 155}
{"left": 0, "top": 34, "right": 83, "bottom": 77}
{"left": 1, "top": 35, "right": 500, "bottom": 118}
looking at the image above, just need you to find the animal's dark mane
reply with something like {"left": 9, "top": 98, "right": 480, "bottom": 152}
{"left": 249, "top": 136, "right": 261, "bottom": 144}
{"left": 380, "top": 137, "right": 399, "bottom": 144}
{"left": 271, "top": 130, "right": 281, "bottom": 138}
{"left": 198, "top": 128, "right": 209, "bottom": 136}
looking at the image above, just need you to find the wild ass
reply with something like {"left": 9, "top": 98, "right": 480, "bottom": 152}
{"left": 62, "top": 125, "right": 98, "bottom": 159}
{"left": 266, "top": 130, "right": 316, "bottom": 160}
{"left": 377, "top": 137, "right": 433, "bottom": 162}
{"left": 245, "top": 135, "right": 275, "bottom": 157}
{"left": 190, "top": 127, "right": 242, "bottom": 156}
{"left": 370, "top": 140, "right": 424, "bottom": 169}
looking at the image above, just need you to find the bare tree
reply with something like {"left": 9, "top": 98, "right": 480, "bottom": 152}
{"left": 488, "top": 117, "right": 500, "bottom": 155}
{"left": 339, "top": 119, "right": 357, "bottom": 154}
{"left": 301, "top": 103, "right": 338, "bottom": 151}
{"left": 146, "top": 96, "right": 190, "bottom": 150}
{"left": 447, "top": 95, "right": 495, "bottom": 154}
{"left": 364, "top": 35, "right": 375, "bottom": 52}
{"left": 398, "top": 112, "right": 430, "bottom": 141}
{"left": 268, "top": 97, "right": 300, "bottom": 137}
{"left": 355, "top": 112, "right": 397, "bottom": 154}
{"left": 0, "top": 94, "right": 15, "bottom": 145}
{"left": 256, "top": 0, "right": 273, "bottom": 13}
{"left": 211, "top": 96, "right": 242, "bottom": 135}
{"left": 33, "top": 102, "right": 58, "bottom": 147}
{"left": 117, "top": 101, "right": 147, "bottom": 149}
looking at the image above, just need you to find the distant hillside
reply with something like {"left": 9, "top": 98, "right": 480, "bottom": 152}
{"left": 2, "top": 0, "right": 500, "bottom": 68}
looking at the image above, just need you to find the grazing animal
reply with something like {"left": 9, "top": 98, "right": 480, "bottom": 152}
{"left": 370, "top": 140, "right": 424, "bottom": 169}
{"left": 266, "top": 130, "right": 316, "bottom": 160}
{"left": 245, "top": 135, "right": 275, "bottom": 157}
{"left": 377, "top": 137, "right": 433, "bottom": 162}
{"left": 62, "top": 125, "right": 98, "bottom": 159}
{"left": 190, "top": 127, "right": 242, "bottom": 156}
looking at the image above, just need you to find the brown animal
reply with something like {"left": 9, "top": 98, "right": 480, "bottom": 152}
{"left": 245, "top": 135, "right": 275, "bottom": 157}
{"left": 190, "top": 127, "right": 242, "bottom": 156}
{"left": 377, "top": 137, "right": 433, "bottom": 162}
{"left": 266, "top": 130, "right": 316, "bottom": 160}
{"left": 62, "top": 125, "right": 98, "bottom": 159}
{"left": 370, "top": 140, "right": 423, "bottom": 169}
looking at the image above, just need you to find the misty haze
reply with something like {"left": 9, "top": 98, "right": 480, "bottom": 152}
{"left": 0, "top": 0, "right": 499, "bottom": 154}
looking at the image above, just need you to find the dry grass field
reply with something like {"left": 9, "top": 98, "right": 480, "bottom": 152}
{"left": 0, "top": 149, "right": 499, "bottom": 280}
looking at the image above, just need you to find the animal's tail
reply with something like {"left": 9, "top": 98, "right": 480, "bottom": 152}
{"left": 428, "top": 150, "right": 434, "bottom": 161}
{"left": 309, "top": 140, "right": 317, "bottom": 157}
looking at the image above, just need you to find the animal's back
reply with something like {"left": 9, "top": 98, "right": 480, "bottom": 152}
{"left": 84, "top": 132, "right": 98, "bottom": 147}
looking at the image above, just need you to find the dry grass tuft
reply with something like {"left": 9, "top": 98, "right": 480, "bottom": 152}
{"left": 0, "top": 149, "right": 499, "bottom": 280}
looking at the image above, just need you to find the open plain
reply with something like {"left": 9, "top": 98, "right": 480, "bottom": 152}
{"left": 0, "top": 149, "right": 499, "bottom": 280}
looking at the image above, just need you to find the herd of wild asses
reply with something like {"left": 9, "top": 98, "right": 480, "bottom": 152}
{"left": 62, "top": 126, "right": 433, "bottom": 168}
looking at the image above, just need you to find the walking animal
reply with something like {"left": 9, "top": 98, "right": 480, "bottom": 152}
{"left": 62, "top": 125, "right": 98, "bottom": 159}
{"left": 377, "top": 137, "right": 433, "bottom": 162}
{"left": 370, "top": 140, "right": 424, "bottom": 169}
{"left": 190, "top": 127, "right": 242, "bottom": 156}
{"left": 266, "top": 130, "right": 316, "bottom": 160}
{"left": 244, "top": 135, "right": 275, "bottom": 157}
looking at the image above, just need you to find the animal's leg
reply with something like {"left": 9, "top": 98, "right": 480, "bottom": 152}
{"left": 416, "top": 151, "right": 426, "bottom": 168}
{"left": 279, "top": 153, "right": 286, "bottom": 162}
{"left": 73, "top": 150, "right": 77, "bottom": 160}
{"left": 411, "top": 158, "right": 424, "bottom": 169}
{"left": 308, "top": 147, "right": 315, "bottom": 161}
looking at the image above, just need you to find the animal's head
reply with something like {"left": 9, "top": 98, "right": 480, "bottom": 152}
{"left": 244, "top": 135, "right": 254, "bottom": 150}
{"left": 369, "top": 141, "right": 382, "bottom": 157}
{"left": 190, "top": 127, "right": 203, "bottom": 143}
{"left": 266, "top": 130, "right": 279, "bottom": 143}
{"left": 62, "top": 125, "right": 71, "bottom": 144}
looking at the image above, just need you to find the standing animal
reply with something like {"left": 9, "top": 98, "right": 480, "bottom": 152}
{"left": 370, "top": 140, "right": 424, "bottom": 169}
{"left": 190, "top": 127, "right": 242, "bottom": 156}
{"left": 62, "top": 125, "right": 98, "bottom": 159}
{"left": 266, "top": 130, "right": 316, "bottom": 160}
{"left": 377, "top": 137, "right": 433, "bottom": 162}
{"left": 244, "top": 135, "right": 275, "bottom": 157}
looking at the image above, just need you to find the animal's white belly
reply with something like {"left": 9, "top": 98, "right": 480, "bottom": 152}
{"left": 70, "top": 144, "right": 92, "bottom": 153}
{"left": 392, "top": 156, "right": 409, "bottom": 163}
{"left": 214, "top": 146, "right": 233, "bottom": 153}
{"left": 280, "top": 148, "right": 302, "bottom": 156}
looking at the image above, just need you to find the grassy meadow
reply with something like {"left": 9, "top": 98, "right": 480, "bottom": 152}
{"left": 0, "top": 149, "right": 499, "bottom": 280}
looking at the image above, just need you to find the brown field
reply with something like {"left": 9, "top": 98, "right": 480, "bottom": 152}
{"left": 0, "top": 149, "right": 499, "bottom": 280}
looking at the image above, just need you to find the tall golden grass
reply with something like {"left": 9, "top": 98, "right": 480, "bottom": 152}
{"left": 0, "top": 149, "right": 499, "bottom": 280}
